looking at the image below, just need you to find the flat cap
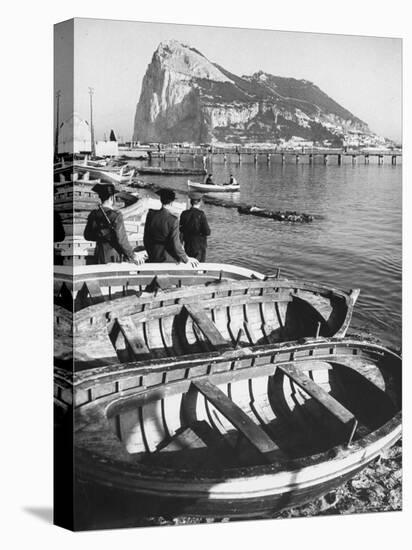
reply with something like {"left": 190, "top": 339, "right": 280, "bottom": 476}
{"left": 189, "top": 192, "right": 202, "bottom": 201}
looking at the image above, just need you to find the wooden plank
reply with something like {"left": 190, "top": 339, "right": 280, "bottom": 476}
{"left": 116, "top": 316, "right": 150, "bottom": 358}
{"left": 278, "top": 362, "right": 357, "bottom": 441}
{"left": 85, "top": 280, "right": 107, "bottom": 300}
{"left": 193, "top": 379, "right": 281, "bottom": 462}
{"left": 184, "top": 304, "right": 231, "bottom": 349}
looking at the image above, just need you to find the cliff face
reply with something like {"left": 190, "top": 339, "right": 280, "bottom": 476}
{"left": 133, "top": 40, "right": 370, "bottom": 145}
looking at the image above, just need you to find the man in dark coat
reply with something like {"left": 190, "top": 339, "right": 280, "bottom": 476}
{"left": 84, "top": 183, "right": 139, "bottom": 264}
{"left": 180, "top": 194, "right": 211, "bottom": 262}
{"left": 143, "top": 188, "right": 199, "bottom": 267}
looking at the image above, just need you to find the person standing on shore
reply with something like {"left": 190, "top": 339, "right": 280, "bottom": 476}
{"left": 180, "top": 194, "right": 211, "bottom": 262}
{"left": 144, "top": 188, "right": 200, "bottom": 267}
{"left": 84, "top": 183, "right": 141, "bottom": 265}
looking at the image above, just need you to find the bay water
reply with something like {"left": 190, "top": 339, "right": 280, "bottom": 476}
{"left": 131, "top": 157, "right": 402, "bottom": 348}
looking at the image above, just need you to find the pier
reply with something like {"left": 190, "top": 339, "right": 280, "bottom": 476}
{"left": 125, "top": 145, "right": 402, "bottom": 166}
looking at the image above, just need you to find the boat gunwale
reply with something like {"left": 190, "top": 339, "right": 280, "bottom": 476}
{"left": 62, "top": 337, "right": 400, "bottom": 396}
{"left": 54, "top": 262, "right": 266, "bottom": 286}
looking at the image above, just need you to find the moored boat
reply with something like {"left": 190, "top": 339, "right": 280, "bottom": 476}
{"left": 54, "top": 277, "right": 359, "bottom": 369}
{"left": 55, "top": 162, "right": 135, "bottom": 185}
{"left": 55, "top": 338, "right": 401, "bottom": 520}
{"left": 138, "top": 167, "right": 207, "bottom": 176}
{"left": 188, "top": 180, "right": 240, "bottom": 192}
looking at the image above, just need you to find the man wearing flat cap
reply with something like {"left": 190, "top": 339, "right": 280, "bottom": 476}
{"left": 180, "top": 193, "right": 211, "bottom": 262}
{"left": 144, "top": 188, "right": 199, "bottom": 268}
{"left": 84, "top": 183, "right": 140, "bottom": 264}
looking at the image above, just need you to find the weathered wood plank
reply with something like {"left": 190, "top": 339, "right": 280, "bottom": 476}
{"left": 193, "top": 379, "right": 281, "bottom": 462}
{"left": 116, "top": 316, "right": 150, "bottom": 358}
{"left": 278, "top": 363, "right": 357, "bottom": 440}
{"left": 184, "top": 304, "right": 231, "bottom": 349}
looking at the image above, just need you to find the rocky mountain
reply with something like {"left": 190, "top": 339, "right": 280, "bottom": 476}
{"left": 133, "top": 40, "right": 371, "bottom": 145}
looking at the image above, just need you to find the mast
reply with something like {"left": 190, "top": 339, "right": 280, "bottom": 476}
{"left": 54, "top": 90, "right": 61, "bottom": 160}
{"left": 88, "top": 87, "right": 96, "bottom": 158}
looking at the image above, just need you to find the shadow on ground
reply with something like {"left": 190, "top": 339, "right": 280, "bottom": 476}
{"left": 23, "top": 507, "right": 53, "bottom": 524}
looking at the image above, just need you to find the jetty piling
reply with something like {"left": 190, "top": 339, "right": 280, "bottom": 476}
{"left": 139, "top": 146, "right": 401, "bottom": 166}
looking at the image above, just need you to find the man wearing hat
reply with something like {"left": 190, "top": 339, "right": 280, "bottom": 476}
{"left": 143, "top": 188, "right": 199, "bottom": 267}
{"left": 84, "top": 183, "right": 140, "bottom": 264}
{"left": 180, "top": 193, "right": 211, "bottom": 262}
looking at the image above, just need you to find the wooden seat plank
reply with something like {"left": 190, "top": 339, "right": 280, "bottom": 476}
{"left": 184, "top": 304, "right": 231, "bottom": 350}
{"left": 278, "top": 363, "right": 357, "bottom": 443}
{"left": 116, "top": 316, "right": 150, "bottom": 358}
{"left": 193, "top": 379, "right": 282, "bottom": 462}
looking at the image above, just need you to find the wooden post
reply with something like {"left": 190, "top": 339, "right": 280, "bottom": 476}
{"left": 309, "top": 153, "right": 313, "bottom": 165}
{"left": 352, "top": 155, "right": 356, "bottom": 165}
{"left": 281, "top": 153, "right": 285, "bottom": 164}
{"left": 238, "top": 152, "right": 241, "bottom": 164}
{"left": 324, "top": 154, "right": 328, "bottom": 165}
{"left": 392, "top": 155, "right": 396, "bottom": 166}
{"left": 337, "top": 154, "right": 342, "bottom": 165}
{"left": 88, "top": 87, "right": 96, "bottom": 158}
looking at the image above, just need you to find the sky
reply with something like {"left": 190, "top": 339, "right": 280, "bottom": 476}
{"left": 55, "top": 18, "right": 402, "bottom": 142}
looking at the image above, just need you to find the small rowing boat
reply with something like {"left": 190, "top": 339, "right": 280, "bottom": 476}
{"left": 188, "top": 180, "right": 240, "bottom": 192}
{"left": 54, "top": 277, "right": 359, "bottom": 370}
{"left": 55, "top": 338, "right": 401, "bottom": 521}
{"left": 138, "top": 167, "right": 207, "bottom": 176}
{"left": 54, "top": 262, "right": 266, "bottom": 310}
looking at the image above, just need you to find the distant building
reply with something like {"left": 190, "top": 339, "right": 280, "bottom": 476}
{"left": 95, "top": 140, "right": 118, "bottom": 157}
{"left": 57, "top": 113, "right": 118, "bottom": 156}
{"left": 58, "top": 112, "right": 91, "bottom": 154}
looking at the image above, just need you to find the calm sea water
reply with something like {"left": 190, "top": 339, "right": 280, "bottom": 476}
{"left": 131, "top": 157, "right": 402, "bottom": 348}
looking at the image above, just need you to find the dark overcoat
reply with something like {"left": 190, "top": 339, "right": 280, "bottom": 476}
{"left": 84, "top": 207, "right": 134, "bottom": 264}
{"left": 179, "top": 207, "right": 211, "bottom": 262}
{"left": 143, "top": 207, "right": 189, "bottom": 263}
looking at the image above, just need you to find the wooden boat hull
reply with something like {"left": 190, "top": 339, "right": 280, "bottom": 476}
{"left": 54, "top": 263, "right": 266, "bottom": 310}
{"left": 55, "top": 277, "right": 359, "bottom": 369}
{"left": 55, "top": 339, "right": 401, "bottom": 521}
{"left": 54, "top": 163, "right": 135, "bottom": 185}
{"left": 138, "top": 167, "right": 206, "bottom": 176}
{"left": 188, "top": 180, "right": 240, "bottom": 192}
